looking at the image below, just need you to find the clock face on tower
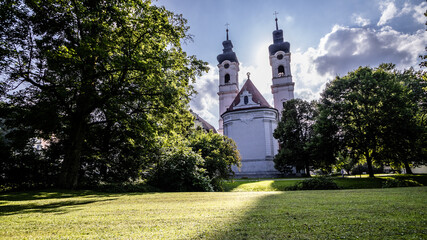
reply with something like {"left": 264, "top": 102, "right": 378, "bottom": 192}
{"left": 277, "top": 54, "right": 283, "bottom": 60}
{"left": 224, "top": 63, "right": 230, "bottom": 69}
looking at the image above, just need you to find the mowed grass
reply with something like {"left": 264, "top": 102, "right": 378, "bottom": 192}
{"left": 223, "top": 178, "right": 384, "bottom": 191}
{"left": 1, "top": 187, "right": 426, "bottom": 239}
{"left": 223, "top": 174, "right": 427, "bottom": 191}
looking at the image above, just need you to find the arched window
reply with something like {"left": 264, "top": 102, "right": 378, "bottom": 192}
{"left": 225, "top": 74, "right": 230, "bottom": 84}
{"left": 244, "top": 96, "right": 249, "bottom": 104}
{"left": 278, "top": 65, "right": 285, "bottom": 77}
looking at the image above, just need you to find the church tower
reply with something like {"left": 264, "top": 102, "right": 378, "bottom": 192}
{"left": 269, "top": 15, "right": 294, "bottom": 116}
{"left": 217, "top": 27, "right": 239, "bottom": 134}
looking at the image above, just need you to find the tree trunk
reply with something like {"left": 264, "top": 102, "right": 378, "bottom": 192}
{"left": 305, "top": 163, "right": 311, "bottom": 177}
{"left": 366, "top": 151, "right": 374, "bottom": 178}
{"left": 59, "top": 114, "right": 87, "bottom": 189}
{"left": 403, "top": 160, "right": 413, "bottom": 174}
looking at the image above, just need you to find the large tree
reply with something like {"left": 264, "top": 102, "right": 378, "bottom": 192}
{"left": 273, "top": 99, "right": 317, "bottom": 176}
{"left": 317, "top": 65, "right": 424, "bottom": 177}
{"left": 380, "top": 66, "right": 427, "bottom": 173}
{"left": 0, "top": 0, "right": 207, "bottom": 188}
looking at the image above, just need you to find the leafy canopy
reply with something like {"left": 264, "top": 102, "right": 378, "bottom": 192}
{"left": 0, "top": 0, "right": 208, "bottom": 188}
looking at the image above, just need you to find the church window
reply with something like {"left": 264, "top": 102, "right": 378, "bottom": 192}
{"left": 278, "top": 65, "right": 285, "bottom": 77}
{"left": 224, "top": 63, "right": 230, "bottom": 69}
{"left": 244, "top": 96, "right": 248, "bottom": 104}
{"left": 225, "top": 74, "right": 230, "bottom": 84}
{"left": 277, "top": 54, "right": 283, "bottom": 60}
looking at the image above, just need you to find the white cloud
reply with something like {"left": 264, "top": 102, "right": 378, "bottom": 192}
{"left": 352, "top": 14, "right": 370, "bottom": 27}
{"left": 192, "top": 18, "right": 425, "bottom": 129}
{"left": 312, "top": 25, "right": 425, "bottom": 76}
{"left": 285, "top": 16, "right": 294, "bottom": 23}
{"left": 189, "top": 65, "right": 219, "bottom": 128}
{"left": 377, "top": 1, "right": 398, "bottom": 26}
{"left": 412, "top": 1, "right": 427, "bottom": 24}
{"left": 293, "top": 23, "right": 424, "bottom": 99}
{"left": 400, "top": 2, "right": 412, "bottom": 15}
{"left": 292, "top": 47, "right": 334, "bottom": 101}
{"left": 377, "top": 0, "right": 427, "bottom": 25}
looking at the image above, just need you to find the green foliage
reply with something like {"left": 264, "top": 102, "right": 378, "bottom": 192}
{"left": 223, "top": 180, "right": 301, "bottom": 192}
{"left": 286, "top": 177, "right": 339, "bottom": 191}
{"left": 317, "top": 65, "right": 426, "bottom": 177}
{"left": 188, "top": 130, "right": 241, "bottom": 189}
{"left": 334, "top": 151, "right": 358, "bottom": 174}
{"left": 274, "top": 99, "right": 317, "bottom": 176}
{"left": 91, "top": 182, "right": 161, "bottom": 193}
{"left": 384, "top": 68, "right": 427, "bottom": 172}
{"left": 350, "top": 163, "right": 384, "bottom": 175}
{"left": 0, "top": 124, "right": 61, "bottom": 190}
{"left": 0, "top": 0, "right": 208, "bottom": 188}
{"left": 148, "top": 147, "right": 214, "bottom": 192}
{"left": 382, "top": 178, "right": 423, "bottom": 188}
{"left": 333, "top": 178, "right": 385, "bottom": 189}
{"left": 147, "top": 130, "right": 240, "bottom": 192}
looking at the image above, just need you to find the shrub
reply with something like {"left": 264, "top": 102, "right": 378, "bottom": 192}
{"left": 382, "top": 178, "right": 423, "bottom": 188}
{"left": 91, "top": 182, "right": 161, "bottom": 193}
{"left": 148, "top": 147, "right": 213, "bottom": 192}
{"left": 188, "top": 130, "right": 241, "bottom": 190}
{"left": 286, "top": 177, "right": 339, "bottom": 190}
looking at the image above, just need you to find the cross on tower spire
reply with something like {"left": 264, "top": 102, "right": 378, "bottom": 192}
{"left": 247, "top": 72, "right": 250, "bottom": 80}
{"left": 273, "top": 11, "right": 279, "bottom": 30}
{"left": 225, "top": 23, "right": 230, "bottom": 40}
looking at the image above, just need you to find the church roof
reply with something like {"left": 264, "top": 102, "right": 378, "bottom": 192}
{"left": 268, "top": 18, "right": 290, "bottom": 55}
{"left": 217, "top": 29, "right": 239, "bottom": 64}
{"left": 191, "top": 111, "right": 217, "bottom": 133}
{"left": 217, "top": 40, "right": 239, "bottom": 64}
{"left": 226, "top": 79, "right": 272, "bottom": 113}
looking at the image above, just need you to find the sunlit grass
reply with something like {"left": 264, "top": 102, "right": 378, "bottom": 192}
{"left": 223, "top": 180, "right": 299, "bottom": 191}
{"left": 0, "top": 191, "right": 264, "bottom": 239}
{"left": 1, "top": 187, "right": 426, "bottom": 239}
{"left": 223, "top": 174, "right": 427, "bottom": 191}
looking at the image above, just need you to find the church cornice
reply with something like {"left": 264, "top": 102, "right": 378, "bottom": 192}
{"left": 272, "top": 75, "right": 292, "bottom": 79}
{"left": 221, "top": 106, "right": 278, "bottom": 118}
{"left": 271, "top": 82, "right": 295, "bottom": 88}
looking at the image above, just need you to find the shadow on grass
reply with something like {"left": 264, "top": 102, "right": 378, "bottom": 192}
{"left": 0, "top": 189, "right": 159, "bottom": 216}
{"left": 0, "top": 198, "right": 117, "bottom": 216}
{"left": 0, "top": 189, "right": 159, "bottom": 202}
{"left": 333, "top": 177, "right": 385, "bottom": 189}
{"left": 0, "top": 190, "right": 107, "bottom": 202}
{"left": 199, "top": 187, "right": 427, "bottom": 240}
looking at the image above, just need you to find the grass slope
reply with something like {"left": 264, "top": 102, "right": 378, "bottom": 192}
{"left": 223, "top": 174, "right": 427, "bottom": 191}
{"left": 1, "top": 187, "right": 426, "bottom": 239}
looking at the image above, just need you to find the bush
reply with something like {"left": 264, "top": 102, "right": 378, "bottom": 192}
{"left": 188, "top": 130, "right": 241, "bottom": 190}
{"left": 90, "top": 182, "right": 161, "bottom": 193}
{"left": 148, "top": 147, "right": 213, "bottom": 192}
{"left": 382, "top": 178, "right": 423, "bottom": 188}
{"left": 286, "top": 177, "right": 339, "bottom": 190}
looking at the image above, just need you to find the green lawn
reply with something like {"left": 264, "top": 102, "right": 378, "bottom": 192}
{"left": 1, "top": 187, "right": 426, "bottom": 239}
{"left": 223, "top": 174, "right": 427, "bottom": 191}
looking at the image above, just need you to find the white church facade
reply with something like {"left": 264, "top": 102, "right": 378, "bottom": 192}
{"left": 217, "top": 19, "right": 295, "bottom": 178}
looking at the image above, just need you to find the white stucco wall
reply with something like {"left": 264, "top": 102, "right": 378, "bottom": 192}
{"left": 269, "top": 51, "right": 295, "bottom": 116}
{"left": 223, "top": 108, "right": 280, "bottom": 177}
{"left": 218, "top": 60, "right": 239, "bottom": 133}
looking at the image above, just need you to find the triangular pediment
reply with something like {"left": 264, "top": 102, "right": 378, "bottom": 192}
{"left": 226, "top": 79, "right": 271, "bottom": 112}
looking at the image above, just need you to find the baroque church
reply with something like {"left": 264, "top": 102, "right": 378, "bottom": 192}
{"left": 217, "top": 18, "right": 295, "bottom": 177}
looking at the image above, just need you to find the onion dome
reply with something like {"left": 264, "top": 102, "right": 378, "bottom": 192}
{"left": 217, "top": 27, "right": 239, "bottom": 64}
{"left": 268, "top": 16, "right": 290, "bottom": 55}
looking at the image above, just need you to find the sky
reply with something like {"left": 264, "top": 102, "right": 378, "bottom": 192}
{"left": 154, "top": 0, "right": 426, "bottom": 129}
